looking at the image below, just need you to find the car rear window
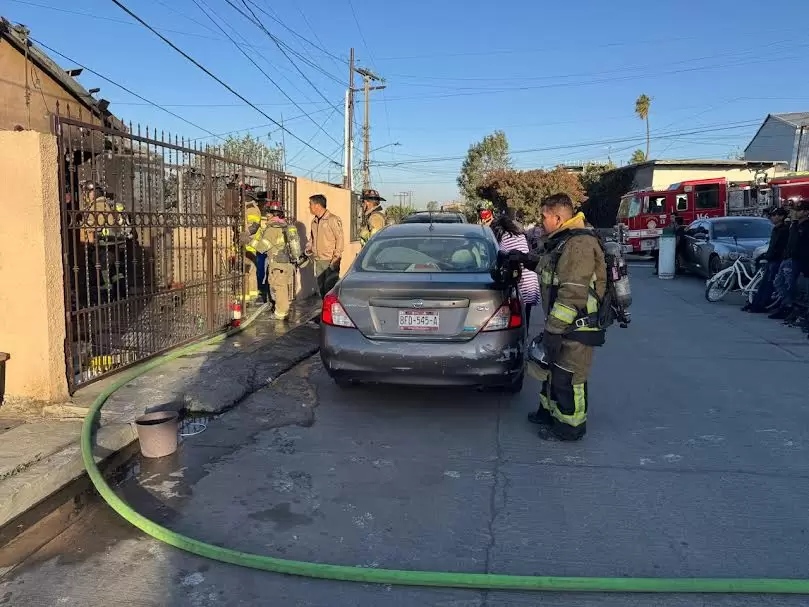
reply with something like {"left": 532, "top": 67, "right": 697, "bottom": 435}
{"left": 359, "top": 236, "right": 495, "bottom": 272}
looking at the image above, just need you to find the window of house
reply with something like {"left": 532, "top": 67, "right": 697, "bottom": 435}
{"left": 695, "top": 184, "right": 720, "bottom": 209}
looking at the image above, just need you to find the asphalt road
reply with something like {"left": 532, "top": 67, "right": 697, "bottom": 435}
{"left": 3, "top": 267, "right": 809, "bottom": 607}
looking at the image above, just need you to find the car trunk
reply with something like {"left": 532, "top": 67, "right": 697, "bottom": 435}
{"left": 338, "top": 272, "right": 507, "bottom": 341}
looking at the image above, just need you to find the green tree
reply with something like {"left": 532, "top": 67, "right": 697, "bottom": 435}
{"left": 630, "top": 149, "right": 646, "bottom": 164}
{"left": 476, "top": 167, "right": 585, "bottom": 224}
{"left": 385, "top": 204, "right": 417, "bottom": 224}
{"left": 425, "top": 200, "right": 440, "bottom": 212}
{"left": 457, "top": 130, "right": 512, "bottom": 217}
{"left": 579, "top": 161, "right": 617, "bottom": 196}
{"left": 634, "top": 94, "right": 651, "bottom": 160}
{"left": 221, "top": 133, "right": 284, "bottom": 169}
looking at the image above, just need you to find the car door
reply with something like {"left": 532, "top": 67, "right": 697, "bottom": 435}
{"left": 681, "top": 221, "right": 704, "bottom": 271}
{"left": 690, "top": 221, "right": 715, "bottom": 275}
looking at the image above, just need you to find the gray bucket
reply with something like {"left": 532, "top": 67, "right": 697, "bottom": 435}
{"left": 135, "top": 411, "right": 179, "bottom": 458}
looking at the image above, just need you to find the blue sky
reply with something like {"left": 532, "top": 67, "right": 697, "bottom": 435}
{"left": 6, "top": 0, "right": 809, "bottom": 207}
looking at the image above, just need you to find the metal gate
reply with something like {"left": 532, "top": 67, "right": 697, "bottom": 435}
{"left": 54, "top": 113, "right": 295, "bottom": 392}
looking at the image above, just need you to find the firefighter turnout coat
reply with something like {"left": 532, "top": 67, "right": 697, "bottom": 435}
{"left": 535, "top": 212, "right": 607, "bottom": 439}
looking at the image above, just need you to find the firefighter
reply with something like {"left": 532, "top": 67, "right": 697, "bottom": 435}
{"left": 242, "top": 189, "right": 268, "bottom": 304}
{"left": 250, "top": 199, "right": 302, "bottom": 320}
{"left": 358, "top": 189, "right": 386, "bottom": 246}
{"left": 508, "top": 193, "right": 607, "bottom": 441}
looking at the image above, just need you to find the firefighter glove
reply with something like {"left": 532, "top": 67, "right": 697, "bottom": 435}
{"left": 543, "top": 332, "right": 564, "bottom": 363}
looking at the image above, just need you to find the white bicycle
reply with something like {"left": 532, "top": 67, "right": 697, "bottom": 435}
{"left": 704, "top": 256, "right": 779, "bottom": 306}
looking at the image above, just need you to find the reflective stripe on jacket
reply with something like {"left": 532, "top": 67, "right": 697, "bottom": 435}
{"left": 359, "top": 207, "right": 386, "bottom": 245}
{"left": 539, "top": 213, "right": 607, "bottom": 340}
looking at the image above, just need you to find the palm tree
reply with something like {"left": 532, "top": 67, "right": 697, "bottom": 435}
{"left": 635, "top": 94, "right": 651, "bottom": 160}
{"left": 630, "top": 149, "right": 646, "bottom": 164}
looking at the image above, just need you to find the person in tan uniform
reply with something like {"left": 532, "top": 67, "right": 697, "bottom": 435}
{"left": 509, "top": 193, "right": 607, "bottom": 441}
{"left": 306, "top": 194, "right": 344, "bottom": 297}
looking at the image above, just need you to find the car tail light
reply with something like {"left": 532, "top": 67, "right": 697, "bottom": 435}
{"left": 321, "top": 292, "right": 355, "bottom": 328}
{"left": 482, "top": 296, "right": 522, "bottom": 331}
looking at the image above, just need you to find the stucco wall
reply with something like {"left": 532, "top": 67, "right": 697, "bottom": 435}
{"left": 744, "top": 117, "right": 796, "bottom": 167}
{"left": 0, "top": 131, "right": 69, "bottom": 402}
{"left": 0, "top": 39, "right": 101, "bottom": 133}
{"left": 293, "top": 178, "right": 361, "bottom": 298}
{"left": 633, "top": 165, "right": 783, "bottom": 191}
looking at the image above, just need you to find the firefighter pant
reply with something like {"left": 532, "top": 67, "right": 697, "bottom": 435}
{"left": 315, "top": 259, "right": 340, "bottom": 298}
{"left": 538, "top": 339, "right": 593, "bottom": 440}
{"left": 255, "top": 253, "right": 269, "bottom": 302}
{"left": 269, "top": 262, "right": 294, "bottom": 318}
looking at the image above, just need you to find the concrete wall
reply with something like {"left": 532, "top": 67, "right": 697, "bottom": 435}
{"left": 293, "top": 178, "right": 361, "bottom": 298}
{"left": 0, "top": 40, "right": 101, "bottom": 133}
{"left": 0, "top": 131, "right": 69, "bottom": 402}
{"left": 633, "top": 165, "right": 783, "bottom": 191}
{"left": 744, "top": 117, "right": 796, "bottom": 167}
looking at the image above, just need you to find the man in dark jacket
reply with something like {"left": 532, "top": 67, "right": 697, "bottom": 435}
{"left": 770, "top": 199, "right": 809, "bottom": 320}
{"left": 746, "top": 207, "right": 789, "bottom": 313}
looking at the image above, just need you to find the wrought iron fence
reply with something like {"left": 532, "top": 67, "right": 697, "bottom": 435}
{"left": 54, "top": 111, "right": 295, "bottom": 392}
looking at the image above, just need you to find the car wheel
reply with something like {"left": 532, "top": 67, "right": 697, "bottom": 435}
{"left": 708, "top": 255, "right": 722, "bottom": 277}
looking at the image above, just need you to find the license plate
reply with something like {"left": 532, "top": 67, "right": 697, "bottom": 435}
{"left": 640, "top": 239, "right": 656, "bottom": 251}
{"left": 398, "top": 310, "right": 439, "bottom": 331}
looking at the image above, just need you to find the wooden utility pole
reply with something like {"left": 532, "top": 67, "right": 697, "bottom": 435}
{"left": 343, "top": 48, "right": 355, "bottom": 190}
{"left": 355, "top": 67, "right": 385, "bottom": 192}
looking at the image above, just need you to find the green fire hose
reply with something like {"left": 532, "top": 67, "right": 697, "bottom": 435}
{"left": 80, "top": 323, "right": 809, "bottom": 594}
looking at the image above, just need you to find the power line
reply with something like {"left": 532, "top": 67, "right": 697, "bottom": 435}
{"left": 371, "top": 120, "right": 762, "bottom": 167}
{"left": 190, "top": 0, "right": 342, "bottom": 147}
{"left": 30, "top": 37, "right": 223, "bottom": 140}
{"left": 226, "top": 0, "right": 345, "bottom": 88}
{"left": 189, "top": 106, "right": 334, "bottom": 141}
{"left": 108, "top": 0, "right": 338, "bottom": 164}
{"left": 241, "top": 0, "right": 344, "bottom": 63}
{"left": 346, "top": 0, "right": 395, "bottom": 170}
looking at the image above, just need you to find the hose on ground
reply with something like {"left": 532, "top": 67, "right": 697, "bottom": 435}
{"left": 80, "top": 321, "right": 809, "bottom": 594}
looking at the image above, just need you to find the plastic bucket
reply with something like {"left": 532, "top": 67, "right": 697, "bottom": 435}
{"left": 134, "top": 411, "right": 179, "bottom": 458}
{"left": 0, "top": 353, "right": 8, "bottom": 406}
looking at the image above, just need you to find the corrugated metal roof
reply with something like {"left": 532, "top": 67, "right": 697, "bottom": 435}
{"left": 772, "top": 112, "right": 809, "bottom": 128}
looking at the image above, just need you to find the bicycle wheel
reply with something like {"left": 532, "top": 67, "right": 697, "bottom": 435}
{"left": 705, "top": 270, "right": 735, "bottom": 302}
{"left": 747, "top": 271, "right": 764, "bottom": 305}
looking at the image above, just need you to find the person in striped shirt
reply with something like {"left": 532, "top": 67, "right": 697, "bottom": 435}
{"left": 491, "top": 209, "right": 540, "bottom": 328}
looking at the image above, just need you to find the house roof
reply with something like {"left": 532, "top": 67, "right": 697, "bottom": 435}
{"left": 0, "top": 17, "right": 121, "bottom": 126}
{"left": 605, "top": 158, "right": 781, "bottom": 175}
{"left": 771, "top": 112, "right": 809, "bottom": 128}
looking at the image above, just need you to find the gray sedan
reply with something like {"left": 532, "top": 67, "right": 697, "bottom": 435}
{"left": 319, "top": 223, "right": 525, "bottom": 391}
{"left": 680, "top": 216, "right": 772, "bottom": 277}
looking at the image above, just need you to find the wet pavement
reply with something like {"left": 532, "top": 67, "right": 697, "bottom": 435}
{"left": 3, "top": 268, "right": 809, "bottom": 606}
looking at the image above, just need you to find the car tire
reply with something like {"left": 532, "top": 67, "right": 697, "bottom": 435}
{"left": 334, "top": 377, "right": 356, "bottom": 389}
{"left": 708, "top": 255, "right": 722, "bottom": 277}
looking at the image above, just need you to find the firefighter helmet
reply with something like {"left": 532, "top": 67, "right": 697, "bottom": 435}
{"left": 265, "top": 200, "right": 284, "bottom": 215}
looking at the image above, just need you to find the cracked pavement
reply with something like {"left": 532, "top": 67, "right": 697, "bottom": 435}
{"left": 3, "top": 268, "right": 809, "bottom": 606}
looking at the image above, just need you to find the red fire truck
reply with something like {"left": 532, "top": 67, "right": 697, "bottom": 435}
{"left": 617, "top": 178, "right": 727, "bottom": 254}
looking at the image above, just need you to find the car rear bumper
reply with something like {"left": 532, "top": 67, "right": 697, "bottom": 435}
{"left": 320, "top": 326, "right": 525, "bottom": 387}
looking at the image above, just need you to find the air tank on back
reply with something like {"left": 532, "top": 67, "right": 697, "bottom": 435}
{"left": 603, "top": 240, "right": 632, "bottom": 324}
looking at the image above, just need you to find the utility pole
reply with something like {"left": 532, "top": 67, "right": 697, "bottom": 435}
{"left": 343, "top": 48, "right": 355, "bottom": 190}
{"left": 355, "top": 66, "right": 385, "bottom": 192}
